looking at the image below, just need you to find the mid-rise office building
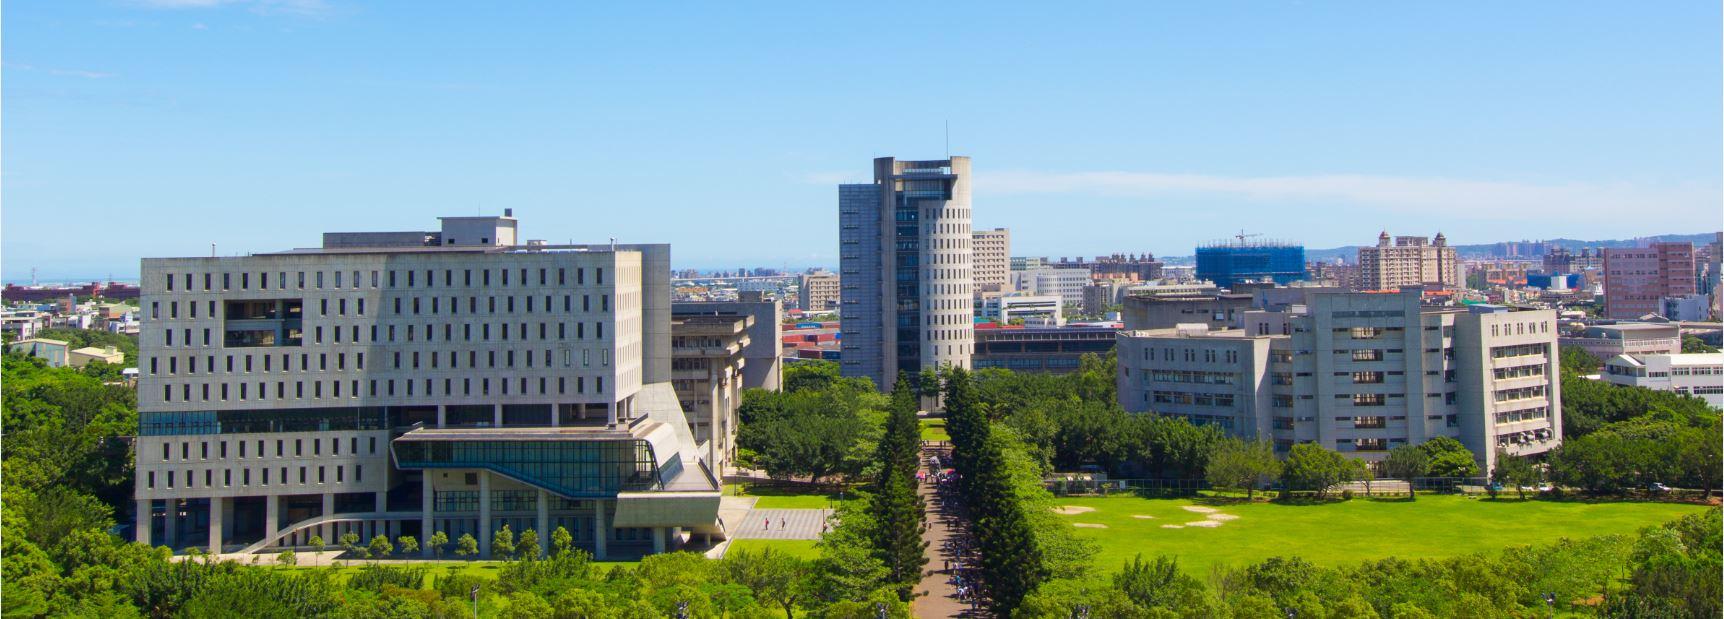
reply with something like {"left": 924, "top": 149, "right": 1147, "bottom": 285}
{"left": 1559, "top": 323, "right": 1682, "bottom": 360}
{"left": 1603, "top": 243, "right": 1696, "bottom": 319}
{"left": 839, "top": 157, "right": 974, "bottom": 391}
{"left": 1117, "top": 289, "right": 1561, "bottom": 472}
{"left": 972, "top": 228, "right": 1011, "bottom": 296}
{"left": 1601, "top": 353, "right": 1724, "bottom": 409}
{"left": 1358, "top": 232, "right": 1462, "bottom": 291}
{"left": 973, "top": 325, "right": 1117, "bottom": 373}
{"left": 798, "top": 272, "right": 841, "bottom": 313}
{"left": 1195, "top": 240, "right": 1307, "bottom": 289}
{"left": 135, "top": 214, "right": 720, "bottom": 560}
{"left": 976, "top": 294, "right": 1064, "bottom": 326}
{"left": 1012, "top": 266, "right": 1091, "bottom": 307}
{"left": 1120, "top": 293, "right": 1253, "bottom": 331}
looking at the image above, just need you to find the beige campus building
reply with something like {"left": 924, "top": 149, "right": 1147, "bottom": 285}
{"left": 972, "top": 228, "right": 1011, "bottom": 297}
{"left": 1358, "top": 232, "right": 1462, "bottom": 291}
{"left": 134, "top": 213, "right": 726, "bottom": 560}
{"left": 798, "top": 272, "right": 840, "bottom": 312}
{"left": 1117, "top": 289, "right": 1560, "bottom": 473}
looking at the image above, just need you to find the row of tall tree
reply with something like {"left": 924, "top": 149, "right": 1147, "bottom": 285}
{"left": 867, "top": 374, "right": 928, "bottom": 598}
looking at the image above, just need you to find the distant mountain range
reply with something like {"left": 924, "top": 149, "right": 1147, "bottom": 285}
{"left": 1300, "top": 232, "right": 1720, "bottom": 264}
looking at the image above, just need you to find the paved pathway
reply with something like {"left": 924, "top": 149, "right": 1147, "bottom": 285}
{"left": 913, "top": 444, "right": 973, "bottom": 618}
{"left": 729, "top": 508, "right": 830, "bottom": 540}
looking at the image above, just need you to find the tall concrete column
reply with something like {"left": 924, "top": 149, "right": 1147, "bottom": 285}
{"left": 420, "top": 475, "right": 434, "bottom": 557}
{"left": 592, "top": 500, "right": 607, "bottom": 560}
{"left": 550, "top": 405, "right": 561, "bottom": 428}
{"left": 322, "top": 493, "right": 335, "bottom": 544}
{"left": 478, "top": 471, "right": 492, "bottom": 558}
{"left": 536, "top": 490, "right": 550, "bottom": 556}
{"left": 651, "top": 527, "right": 665, "bottom": 554}
{"left": 264, "top": 495, "right": 279, "bottom": 548}
{"left": 436, "top": 404, "right": 447, "bottom": 428}
{"left": 136, "top": 499, "right": 153, "bottom": 546}
{"left": 492, "top": 404, "right": 503, "bottom": 427}
{"left": 208, "top": 498, "right": 224, "bottom": 555}
{"left": 606, "top": 401, "right": 617, "bottom": 426}
{"left": 163, "top": 500, "right": 177, "bottom": 549}
{"left": 709, "top": 367, "right": 722, "bottom": 469}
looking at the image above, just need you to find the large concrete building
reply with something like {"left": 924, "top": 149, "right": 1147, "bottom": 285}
{"left": 1358, "top": 232, "right": 1462, "bottom": 291}
{"left": 1012, "top": 266, "right": 1091, "bottom": 307}
{"left": 670, "top": 293, "right": 784, "bottom": 473}
{"left": 134, "top": 214, "right": 721, "bottom": 560}
{"left": 972, "top": 228, "right": 1011, "bottom": 297}
{"left": 1558, "top": 323, "right": 1682, "bottom": 363}
{"left": 973, "top": 325, "right": 1117, "bottom": 373}
{"left": 839, "top": 157, "right": 974, "bottom": 391}
{"left": 1117, "top": 289, "right": 1561, "bottom": 472}
{"left": 1603, "top": 243, "right": 1696, "bottom": 319}
{"left": 1120, "top": 293, "right": 1253, "bottom": 331}
{"left": 797, "top": 272, "right": 840, "bottom": 313}
{"left": 1601, "top": 353, "right": 1724, "bottom": 409}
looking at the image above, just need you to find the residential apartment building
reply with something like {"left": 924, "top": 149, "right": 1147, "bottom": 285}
{"left": 1601, "top": 353, "right": 1724, "bottom": 409}
{"left": 134, "top": 214, "right": 720, "bottom": 560}
{"left": 1357, "top": 232, "right": 1462, "bottom": 291}
{"left": 972, "top": 228, "right": 1011, "bottom": 296}
{"left": 838, "top": 157, "right": 974, "bottom": 391}
{"left": 1117, "top": 289, "right": 1561, "bottom": 472}
{"left": 1603, "top": 243, "right": 1696, "bottom": 319}
{"left": 798, "top": 272, "right": 840, "bottom": 313}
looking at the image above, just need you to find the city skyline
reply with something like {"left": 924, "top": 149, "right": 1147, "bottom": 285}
{"left": 6, "top": 3, "right": 1720, "bottom": 281}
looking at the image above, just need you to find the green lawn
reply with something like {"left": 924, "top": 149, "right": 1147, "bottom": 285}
{"left": 726, "top": 539, "right": 821, "bottom": 560}
{"left": 725, "top": 483, "right": 849, "bottom": 509}
{"left": 920, "top": 417, "right": 949, "bottom": 442}
{"left": 1050, "top": 494, "right": 1709, "bottom": 576}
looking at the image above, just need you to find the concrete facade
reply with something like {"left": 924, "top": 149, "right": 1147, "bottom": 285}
{"left": 135, "top": 215, "right": 716, "bottom": 559}
{"left": 1117, "top": 290, "right": 1561, "bottom": 472}
{"left": 839, "top": 157, "right": 974, "bottom": 392}
{"left": 1120, "top": 293, "right": 1253, "bottom": 331}
{"left": 972, "top": 228, "right": 1011, "bottom": 296}
{"left": 1012, "top": 266, "right": 1091, "bottom": 307}
{"left": 1558, "top": 323, "right": 1682, "bottom": 361}
{"left": 797, "top": 273, "right": 841, "bottom": 313}
{"left": 1601, "top": 353, "right": 1724, "bottom": 409}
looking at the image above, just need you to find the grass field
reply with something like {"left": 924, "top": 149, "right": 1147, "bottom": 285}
{"left": 1051, "top": 494, "right": 1709, "bottom": 576}
{"left": 726, "top": 539, "right": 821, "bottom": 560}
{"left": 725, "top": 483, "right": 849, "bottom": 509}
{"left": 920, "top": 417, "right": 949, "bottom": 442}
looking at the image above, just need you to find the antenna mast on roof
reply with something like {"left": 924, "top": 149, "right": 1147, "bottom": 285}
{"left": 944, "top": 120, "right": 950, "bottom": 157}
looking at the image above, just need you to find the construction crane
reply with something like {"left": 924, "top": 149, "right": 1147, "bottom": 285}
{"left": 1234, "top": 230, "right": 1263, "bottom": 245}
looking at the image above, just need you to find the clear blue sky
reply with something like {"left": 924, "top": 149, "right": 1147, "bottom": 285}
{"left": 5, "top": 1, "right": 1720, "bottom": 281}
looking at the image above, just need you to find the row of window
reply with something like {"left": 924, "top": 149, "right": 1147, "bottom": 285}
{"left": 146, "top": 463, "right": 363, "bottom": 490}
{"left": 1489, "top": 320, "right": 1551, "bottom": 337}
{"left": 163, "top": 267, "right": 607, "bottom": 293}
{"left": 157, "top": 435, "right": 378, "bottom": 461}
{"left": 159, "top": 375, "right": 606, "bottom": 402}
{"left": 1490, "top": 343, "right": 1548, "bottom": 359}
{"left": 150, "top": 345, "right": 608, "bottom": 377}
{"left": 1146, "top": 369, "right": 1238, "bottom": 385}
{"left": 160, "top": 319, "right": 610, "bottom": 349}
{"left": 1147, "top": 347, "right": 1243, "bottom": 364}
{"left": 1493, "top": 385, "right": 1547, "bottom": 403}
{"left": 1151, "top": 390, "right": 1237, "bottom": 407}
{"left": 1494, "top": 407, "right": 1549, "bottom": 424}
